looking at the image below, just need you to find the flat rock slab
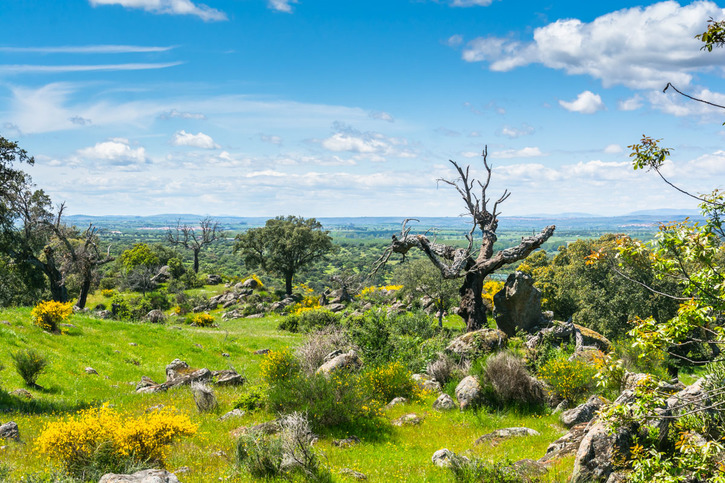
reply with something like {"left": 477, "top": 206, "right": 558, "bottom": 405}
{"left": 99, "top": 469, "right": 179, "bottom": 483}
{"left": 392, "top": 413, "right": 423, "bottom": 426}
{"left": 475, "top": 427, "right": 540, "bottom": 445}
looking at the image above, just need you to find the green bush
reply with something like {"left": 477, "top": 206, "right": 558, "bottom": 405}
{"left": 236, "top": 431, "right": 284, "bottom": 478}
{"left": 11, "top": 348, "right": 49, "bottom": 387}
{"left": 448, "top": 456, "right": 538, "bottom": 483}
{"left": 346, "top": 310, "right": 395, "bottom": 366}
{"left": 146, "top": 290, "right": 171, "bottom": 311}
{"left": 260, "top": 349, "right": 301, "bottom": 385}
{"left": 538, "top": 355, "right": 596, "bottom": 403}
{"left": 360, "top": 361, "right": 419, "bottom": 405}
{"left": 278, "top": 309, "right": 341, "bottom": 333}
{"left": 234, "top": 385, "right": 265, "bottom": 411}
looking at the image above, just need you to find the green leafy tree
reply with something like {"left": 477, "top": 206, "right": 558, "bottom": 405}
{"left": 393, "top": 258, "right": 459, "bottom": 327}
{"left": 119, "top": 243, "right": 159, "bottom": 271}
{"left": 234, "top": 216, "right": 334, "bottom": 296}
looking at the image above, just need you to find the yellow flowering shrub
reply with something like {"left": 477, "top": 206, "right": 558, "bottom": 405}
{"left": 101, "top": 289, "right": 115, "bottom": 298}
{"left": 360, "top": 361, "right": 420, "bottom": 406}
{"left": 190, "top": 313, "right": 215, "bottom": 327}
{"left": 356, "top": 285, "right": 403, "bottom": 304}
{"left": 538, "top": 356, "right": 596, "bottom": 402}
{"left": 242, "top": 274, "right": 265, "bottom": 289}
{"left": 31, "top": 300, "right": 74, "bottom": 333}
{"left": 35, "top": 404, "right": 196, "bottom": 474}
{"left": 260, "top": 349, "right": 300, "bottom": 385}
{"left": 482, "top": 280, "right": 504, "bottom": 308}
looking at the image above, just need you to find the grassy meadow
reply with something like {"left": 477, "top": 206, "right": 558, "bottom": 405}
{"left": 0, "top": 301, "right": 575, "bottom": 482}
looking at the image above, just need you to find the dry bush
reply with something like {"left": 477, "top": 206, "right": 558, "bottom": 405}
{"left": 426, "top": 353, "right": 457, "bottom": 385}
{"left": 483, "top": 351, "right": 545, "bottom": 406}
{"left": 191, "top": 381, "right": 218, "bottom": 412}
{"left": 296, "top": 326, "right": 352, "bottom": 375}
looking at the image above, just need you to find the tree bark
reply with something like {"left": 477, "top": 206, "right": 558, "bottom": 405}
{"left": 285, "top": 272, "right": 293, "bottom": 297}
{"left": 76, "top": 269, "right": 92, "bottom": 309}
{"left": 193, "top": 248, "right": 200, "bottom": 273}
{"left": 458, "top": 271, "right": 487, "bottom": 332}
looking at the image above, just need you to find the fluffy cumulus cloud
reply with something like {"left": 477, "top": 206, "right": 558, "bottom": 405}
{"left": 320, "top": 123, "right": 415, "bottom": 161}
{"left": 491, "top": 146, "right": 544, "bottom": 159}
{"left": 618, "top": 95, "right": 643, "bottom": 111}
{"left": 268, "top": 0, "right": 298, "bottom": 13}
{"left": 77, "top": 138, "right": 148, "bottom": 168}
{"left": 499, "top": 124, "right": 534, "bottom": 139}
{"left": 604, "top": 144, "right": 623, "bottom": 154}
{"left": 559, "top": 91, "right": 605, "bottom": 114}
{"left": 646, "top": 87, "right": 725, "bottom": 117}
{"left": 461, "top": 1, "right": 725, "bottom": 89}
{"left": 88, "top": 0, "right": 227, "bottom": 21}
{"left": 171, "top": 130, "right": 220, "bottom": 149}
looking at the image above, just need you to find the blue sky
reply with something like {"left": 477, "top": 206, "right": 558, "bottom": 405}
{"left": 1, "top": 0, "right": 724, "bottom": 217}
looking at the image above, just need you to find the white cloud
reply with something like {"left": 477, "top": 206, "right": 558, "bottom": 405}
{"left": 268, "top": 0, "right": 298, "bottom": 13}
{"left": 604, "top": 144, "right": 623, "bottom": 154}
{"left": 461, "top": 1, "right": 725, "bottom": 89}
{"left": 158, "top": 109, "right": 206, "bottom": 120}
{"left": 259, "top": 134, "right": 283, "bottom": 145}
{"left": 647, "top": 87, "right": 725, "bottom": 117}
{"left": 499, "top": 124, "right": 534, "bottom": 139}
{"left": 450, "top": 0, "right": 493, "bottom": 6}
{"left": 559, "top": 91, "right": 605, "bottom": 114}
{"left": 77, "top": 138, "right": 148, "bottom": 168}
{"left": 491, "top": 147, "right": 544, "bottom": 159}
{"left": 171, "top": 130, "right": 220, "bottom": 149}
{"left": 618, "top": 95, "right": 643, "bottom": 111}
{"left": 369, "top": 110, "right": 395, "bottom": 122}
{"left": 0, "top": 62, "right": 182, "bottom": 74}
{"left": 445, "top": 35, "right": 464, "bottom": 47}
{"left": 0, "top": 45, "right": 175, "bottom": 54}
{"left": 320, "top": 123, "right": 414, "bottom": 160}
{"left": 89, "top": 0, "right": 227, "bottom": 21}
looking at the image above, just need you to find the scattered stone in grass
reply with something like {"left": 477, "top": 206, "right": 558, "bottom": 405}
{"left": 0, "top": 422, "right": 20, "bottom": 441}
{"left": 245, "top": 313, "right": 264, "bottom": 319}
{"left": 111, "top": 385, "right": 119, "bottom": 388}
{"left": 213, "top": 369, "right": 245, "bottom": 386}
{"left": 230, "top": 419, "right": 280, "bottom": 438}
{"left": 432, "top": 393, "right": 456, "bottom": 411}
{"left": 99, "top": 469, "right": 180, "bottom": 483}
{"left": 253, "top": 348, "right": 270, "bottom": 355}
{"left": 455, "top": 376, "right": 482, "bottom": 410}
{"left": 125, "top": 358, "right": 141, "bottom": 366}
{"left": 145, "top": 404, "right": 165, "bottom": 413}
{"left": 85, "top": 367, "right": 98, "bottom": 375}
{"left": 211, "top": 450, "right": 228, "bottom": 458}
{"left": 431, "top": 448, "right": 459, "bottom": 468}
{"left": 475, "top": 427, "right": 540, "bottom": 446}
{"left": 392, "top": 413, "right": 423, "bottom": 426}
{"left": 219, "top": 409, "right": 246, "bottom": 421}
{"left": 560, "top": 395, "right": 607, "bottom": 428}
{"left": 136, "top": 376, "right": 159, "bottom": 391}
{"left": 61, "top": 323, "right": 76, "bottom": 329}
{"left": 222, "top": 353, "right": 230, "bottom": 357}
{"left": 0, "top": 320, "right": 10, "bottom": 326}
{"left": 316, "top": 350, "right": 362, "bottom": 376}
{"left": 129, "top": 342, "right": 138, "bottom": 346}
{"left": 387, "top": 397, "right": 408, "bottom": 407}
{"left": 171, "top": 326, "right": 183, "bottom": 330}
{"left": 412, "top": 374, "right": 441, "bottom": 393}
{"left": 333, "top": 435, "right": 361, "bottom": 447}
{"left": 194, "top": 343, "right": 203, "bottom": 349}
{"left": 512, "top": 459, "right": 548, "bottom": 478}
{"left": 340, "top": 468, "right": 367, "bottom": 480}
{"left": 175, "top": 466, "right": 191, "bottom": 474}
{"left": 113, "top": 350, "right": 121, "bottom": 354}
{"left": 10, "top": 389, "right": 32, "bottom": 400}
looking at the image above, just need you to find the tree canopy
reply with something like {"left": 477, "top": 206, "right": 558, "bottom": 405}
{"left": 234, "top": 216, "right": 334, "bottom": 296}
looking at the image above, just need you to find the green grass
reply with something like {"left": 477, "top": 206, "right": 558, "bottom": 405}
{"left": 0, "top": 306, "right": 574, "bottom": 482}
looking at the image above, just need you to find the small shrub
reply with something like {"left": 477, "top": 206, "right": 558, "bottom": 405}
{"left": 101, "top": 289, "right": 115, "bottom": 298}
{"left": 260, "top": 349, "right": 300, "bottom": 385}
{"left": 278, "top": 412, "right": 333, "bottom": 482}
{"left": 296, "top": 326, "right": 351, "bottom": 375}
{"left": 361, "top": 361, "right": 419, "bottom": 405}
{"left": 483, "top": 351, "right": 545, "bottom": 406}
{"left": 11, "top": 348, "right": 49, "bottom": 387}
{"left": 449, "top": 455, "right": 535, "bottom": 483}
{"left": 279, "top": 309, "right": 341, "bottom": 333}
{"left": 389, "top": 310, "right": 438, "bottom": 339}
{"left": 31, "top": 300, "right": 73, "bottom": 333}
{"left": 346, "top": 310, "right": 395, "bottom": 366}
{"left": 426, "top": 354, "right": 457, "bottom": 385}
{"left": 234, "top": 385, "right": 266, "bottom": 411}
{"left": 236, "top": 431, "right": 283, "bottom": 478}
{"left": 190, "top": 313, "right": 215, "bottom": 327}
{"left": 538, "top": 355, "right": 596, "bottom": 403}
{"left": 35, "top": 404, "right": 197, "bottom": 478}
{"left": 191, "top": 381, "right": 218, "bottom": 412}
{"left": 147, "top": 290, "right": 171, "bottom": 311}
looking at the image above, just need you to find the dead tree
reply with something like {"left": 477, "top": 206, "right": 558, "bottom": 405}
{"left": 167, "top": 217, "right": 224, "bottom": 273}
{"left": 375, "top": 147, "right": 555, "bottom": 332}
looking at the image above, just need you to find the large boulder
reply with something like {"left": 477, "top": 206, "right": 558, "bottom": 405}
{"left": 99, "top": 469, "right": 179, "bottom": 483}
{"left": 432, "top": 393, "right": 456, "bottom": 411}
{"left": 165, "top": 359, "right": 190, "bottom": 382}
{"left": 493, "top": 271, "right": 543, "bottom": 336}
{"left": 150, "top": 266, "right": 171, "bottom": 284}
{"left": 475, "top": 427, "right": 540, "bottom": 445}
{"left": 539, "top": 422, "right": 589, "bottom": 464}
{"left": 316, "top": 350, "right": 362, "bottom": 376}
{"left": 560, "top": 395, "right": 607, "bottom": 428}
{"left": 0, "top": 422, "right": 20, "bottom": 441}
{"left": 570, "top": 420, "right": 634, "bottom": 483}
{"left": 445, "top": 328, "right": 507, "bottom": 360}
{"left": 455, "top": 375, "right": 482, "bottom": 410}
{"left": 146, "top": 310, "right": 166, "bottom": 324}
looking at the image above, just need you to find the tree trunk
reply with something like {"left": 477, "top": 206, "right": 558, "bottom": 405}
{"left": 458, "top": 271, "right": 486, "bottom": 332}
{"left": 285, "top": 272, "right": 293, "bottom": 297}
{"left": 42, "top": 246, "right": 68, "bottom": 303}
{"left": 76, "top": 272, "right": 92, "bottom": 309}
{"left": 193, "top": 249, "right": 200, "bottom": 273}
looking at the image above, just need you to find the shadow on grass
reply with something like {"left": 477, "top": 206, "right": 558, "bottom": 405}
{"left": 0, "top": 388, "right": 92, "bottom": 415}
{"left": 318, "top": 416, "right": 394, "bottom": 443}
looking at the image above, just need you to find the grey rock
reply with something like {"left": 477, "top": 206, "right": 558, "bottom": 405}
{"left": 316, "top": 350, "right": 362, "bottom": 376}
{"left": 445, "top": 328, "right": 507, "bottom": 359}
{"left": 207, "top": 274, "right": 223, "bottom": 285}
{"left": 431, "top": 448, "right": 462, "bottom": 468}
{"left": 0, "top": 422, "right": 19, "bottom": 441}
{"left": 324, "top": 349, "right": 343, "bottom": 362}
{"left": 241, "top": 278, "right": 260, "bottom": 289}
{"left": 146, "top": 310, "right": 166, "bottom": 323}
{"left": 432, "top": 393, "right": 456, "bottom": 411}
{"left": 455, "top": 375, "right": 482, "bottom": 410}
{"left": 620, "top": 372, "right": 650, "bottom": 392}
{"left": 327, "top": 303, "right": 346, "bottom": 313}
{"left": 213, "top": 369, "right": 245, "bottom": 386}
{"left": 10, "top": 388, "right": 32, "bottom": 400}
{"left": 219, "top": 409, "right": 245, "bottom": 421}
{"left": 99, "top": 469, "right": 179, "bottom": 483}
{"left": 560, "top": 395, "right": 606, "bottom": 428}
{"left": 333, "top": 435, "right": 361, "bottom": 447}
{"left": 571, "top": 421, "right": 633, "bottom": 483}
{"left": 254, "top": 348, "right": 270, "bottom": 355}
{"left": 493, "top": 271, "right": 543, "bottom": 336}
{"left": 412, "top": 373, "right": 441, "bottom": 392}
{"left": 392, "top": 413, "right": 423, "bottom": 426}
{"left": 386, "top": 397, "right": 408, "bottom": 407}
{"left": 475, "top": 427, "right": 540, "bottom": 445}
{"left": 340, "top": 468, "right": 367, "bottom": 480}
{"left": 85, "top": 367, "right": 99, "bottom": 375}
{"left": 165, "top": 359, "right": 190, "bottom": 382}
{"left": 540, "top": 422, "right": 589, "bottom": 464}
